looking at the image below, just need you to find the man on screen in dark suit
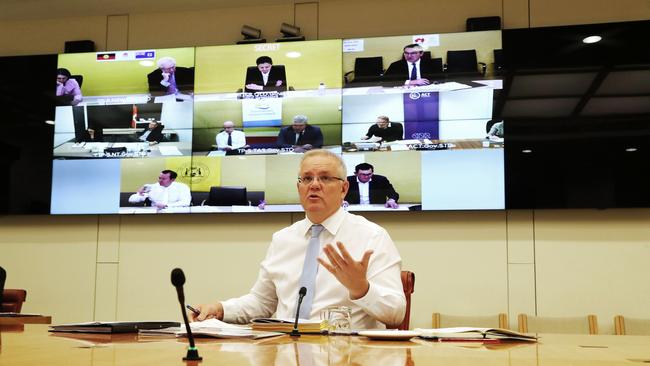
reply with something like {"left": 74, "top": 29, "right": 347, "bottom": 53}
{"left": 136, "top": 120, "right": 165, "bottom": 144}
{"left": 277, "top": 115, "right": 323, "bottom": 151}
{"left": 147, "top": 56, "right": 195, "bottom": 96}
{"left": 244, "top": 56, "right": 287, "bottom": 93}
{"left": 383, "top": 43, "right": 439, "bottom": 86}
{"left": 345, "top": 163, "right": 400, "bottom": 209}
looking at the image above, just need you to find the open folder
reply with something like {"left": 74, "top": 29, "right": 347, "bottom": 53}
{"left": 49, "top": 321, "right": 180, "bottom": 334}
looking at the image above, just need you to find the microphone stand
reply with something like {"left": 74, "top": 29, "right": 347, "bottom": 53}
{"left": 290, "top": 287, "right": 307, "bottom": 337}
{"left": 171, "top": 268, "right": 202, "bottom": 362}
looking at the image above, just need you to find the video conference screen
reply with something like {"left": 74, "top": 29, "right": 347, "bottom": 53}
{"left": 51, "top": 30, "right": 504, "bottom": 214}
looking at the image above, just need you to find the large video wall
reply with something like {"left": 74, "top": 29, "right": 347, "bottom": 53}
{"left": 51, "top": 30, "right": 504, "bottom": 214}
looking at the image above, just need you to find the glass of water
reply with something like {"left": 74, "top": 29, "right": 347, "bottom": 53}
{"left": 323, "top": 306, "right": 351, "bottom": 335}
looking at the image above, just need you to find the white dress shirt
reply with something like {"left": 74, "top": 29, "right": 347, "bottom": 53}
{"left": 221, "top": 207, "right": 406, "bottom": 329}
{"left": 215, "top": 130, "right": 247, "bottom": 150}
{"left": 357, "top": 177, "right": 371, "bottom": 205}
{"left": 262, "top": 71, "right": 270, "bottom": 86}
{"left": 128, "top": 181, "right": 191, "bottom": 207}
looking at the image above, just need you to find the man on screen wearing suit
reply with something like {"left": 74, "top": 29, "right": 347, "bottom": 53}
{"left": 345, "top": 163, "right": 400, "bottom": 209}
{"left": 147, "top": 56, "right": 195, "bottom": 96}
{"left": 136, "top": 120, "right": 164, "bottom": 144}
{"left": 383, "top": 43, "right": 438, "bottom": 86}
{"left": 277, "top": 115, "right": 324, "bottom": 151}
{"left": 244, "top": 56, "right": 287, "bottom": 93}
{"left": 189, "top": 150, "right": 406, "bottom": 329}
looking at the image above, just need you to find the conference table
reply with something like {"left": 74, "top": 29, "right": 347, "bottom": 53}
{"left": 2, "top": 325, "right": 650, "bottom": 365}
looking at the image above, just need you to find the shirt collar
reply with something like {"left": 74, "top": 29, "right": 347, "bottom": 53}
{"left": 300, "top": 207, "right": 346, "bottom": 237}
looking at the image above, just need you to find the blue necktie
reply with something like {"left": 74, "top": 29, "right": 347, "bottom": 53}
{"left": 297, "top": 224, "right": 324, "bottom": 319}
{"left": 227, "top": 132, "right": 232, "bottom": 147}
{"left": 410, "top": 63, "right": 417, "bottom": 80}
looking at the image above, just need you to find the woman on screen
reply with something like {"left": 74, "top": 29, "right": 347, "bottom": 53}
{"left": 56, "top": 68, "right": 83, "bottom": 106}
{"left": 244, "top": 56, "right": 287, "bottom": 93}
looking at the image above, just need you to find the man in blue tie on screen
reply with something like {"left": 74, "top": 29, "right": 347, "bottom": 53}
{"left": 383, "top": 43, "right": 438, "bottom": 86}
{"left": 190, "top": 150, "right": 406, "bottom": 329}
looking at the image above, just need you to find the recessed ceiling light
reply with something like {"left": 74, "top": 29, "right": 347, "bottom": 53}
{"left": 521, "top": 149, "right": 532, "bottom": 154}
{"left": 45, "top": 120, "right": 55, "bottom": 125}
{"left": 286, "top": 51, "right": 301, "bottom": 58}
{"left": 625, "top": 147, "right": 638, "bottom": 152}
{"left": 582, "top": 35, "right": 602, "bottom": 44}
{"left": 139, "top": 60, "right": 155, "bottom": 67}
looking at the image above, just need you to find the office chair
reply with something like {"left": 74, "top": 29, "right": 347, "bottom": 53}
{"left": 493, "top": 49, "right": 504, "bottom": 74}
{"left": 398, "top": 270, "right": 415, "bottom": 330}
{"left": 70, "top": 74, "right": 83, "bottom": 88}
{"left": 0, "top": 266, "right": 5, "bottom": 306}
{"left": 614, "top": 315, "right": 650, "bottom": 335}
{"left": 204, "top": 186, "right": 248, "bottom": 206}
{"left": 518, "top": 314, "right": 598, "bottom": 334}
{"left": 344, "top": 56, "right": 384, "bottom": 84}
{"left": 445, "top": 50, "right": 487, "bottom": 77}
{"left": 2, "top": 289, "right": 27, "bottom": 313}
{"left": 246, "top": 191, "right": 265, "bottom": 206}
{"left": 432, "top": 313, "right": 508, "bottom": 329}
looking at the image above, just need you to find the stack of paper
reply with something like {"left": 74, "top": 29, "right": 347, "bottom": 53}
{"left": 139, "top": 318, "right": 283, "bottom": 340}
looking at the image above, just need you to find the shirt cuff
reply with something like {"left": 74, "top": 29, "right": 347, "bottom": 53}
{"left": 349, "top": 282, "right": 380, "bottom": 309}
{"left": 220, "top": 300, "right": 239, "bottom": 323}
{"left": 160, "top": 80, "right": 170, "bottom": 87}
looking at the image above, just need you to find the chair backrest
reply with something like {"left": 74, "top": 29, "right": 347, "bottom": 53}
{"left": 398, "top": 270, "right": 415, "bottom": 330}
{"left": 70, "top": 74, "right": 83, "bottom": 88}
{"left": 2, "top": 289, "right": 27, "bottom": 313}
{"left": 207, "top": 186, "right": 248, "bottom": 206}
{"left": 615, "top": 315, "right": 650, "bottom": 335}
{"left": 432, "top": 313, "right": 508, "bottom": 329}
{"left": 0, "top": 266, "right": 5, "bottom": 305}
{"left": 518, "top": 314, "right": 598, "bottom": 334}
{"left": 493, "top": 49, "right": 504, "bottom": 72}
{"left": 446, "top": 50, "right": 479, "bottom": 73}
{"left": 246, "top": 191, "right": 265, "bottom": 206}
{"left": 353, "top": 57, "right": 384, "bottom": 80}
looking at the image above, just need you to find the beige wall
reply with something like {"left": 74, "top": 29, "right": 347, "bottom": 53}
{"left": 1, "top": 1, "right": 650, "bottom": 331}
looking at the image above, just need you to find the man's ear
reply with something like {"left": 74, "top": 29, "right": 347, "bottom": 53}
{"left": 341, "top": 179, "right": 349, "bottom": 197}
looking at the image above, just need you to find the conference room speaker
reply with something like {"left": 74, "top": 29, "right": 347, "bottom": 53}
{"left": 466, "top": 16, "right": 501, "bottom": 32}
{"left": 64, "top": 40, "right": 95, "bottom": 53}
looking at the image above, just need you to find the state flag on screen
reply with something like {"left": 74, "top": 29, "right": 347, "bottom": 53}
{"left": 96, "top": 52, "right": 116, "bottom": 61}
{"left": 131, "top": 105, "right": 138, "bottom": 128}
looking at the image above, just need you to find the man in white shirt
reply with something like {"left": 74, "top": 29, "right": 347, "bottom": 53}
{"left": 191, "top": 150, "right": 406, "bottom": 329}
{"left": 215, "top": 121, "right": 248, "bottom": 151}
{"left": 128, "top": 170, "right": 191, "bottom": 209}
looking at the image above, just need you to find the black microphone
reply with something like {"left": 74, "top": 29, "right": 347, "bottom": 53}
{"left": 171, "top": 268, "right": 202, "bottom": 362}
{"left": 290, "top": 287, "right": 307, "bottom": 337}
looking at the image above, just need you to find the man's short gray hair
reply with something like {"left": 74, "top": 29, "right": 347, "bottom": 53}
{"left": 293, "top": 115, "right": 308, "bottom": 124}
{"left": 300, "top": 150, "right": 347, "bottom": 179}
{"left": 157, "top": 56, "right": 177, "bottom": 69}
